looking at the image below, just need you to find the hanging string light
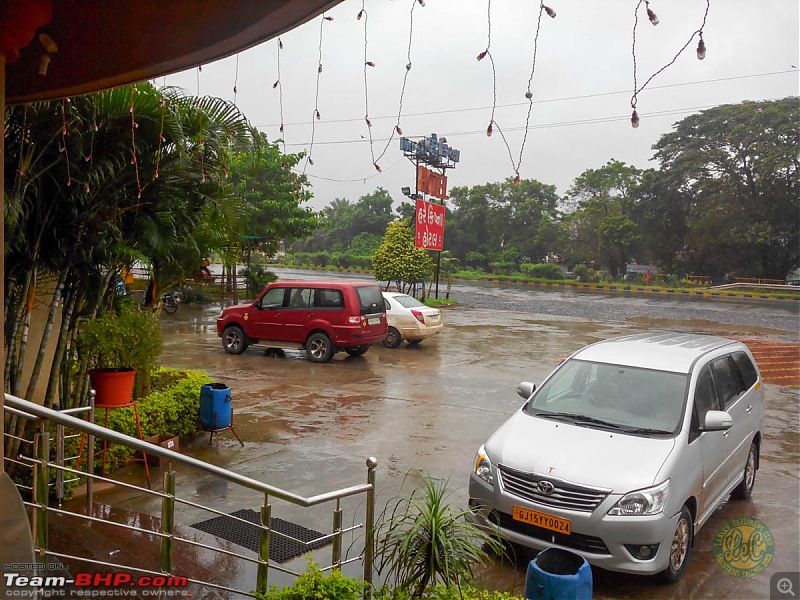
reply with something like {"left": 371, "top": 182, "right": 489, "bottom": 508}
{"left": 60, "top": 98, "right": 72, "bottom": 187}
{"left": 129, "top": 87, "right": 168, "bottom": 198}
{"left": 304, "top": 13, "right": 332, "bottom": 173}
{"left": 477, "top": 0, "right": 498, "bottom": 140}
{"left": 363, "top": 0, "right": 420, "bottom": 174}
{"left": 630, "top": 0, "right": 710, "bottom": 128}
{"left": 273, "top": 38, "right": 286, "bottom": 151}
{"left": 479, "top": 1, "right": 557, "bottom": 184}
{"left": 233, "top": 53, "right": 240, "bottom": 105}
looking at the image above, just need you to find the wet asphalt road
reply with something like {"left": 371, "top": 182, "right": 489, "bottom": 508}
{"left": 114, "top": 270, "right": 798, "bottom": 599}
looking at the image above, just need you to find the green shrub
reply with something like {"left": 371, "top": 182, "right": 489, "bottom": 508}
{"left": 310, "top": 252, "right": 331, "bottom": 267}
{"left": 242, "top": 265, "right": 277, "bottom": 294}
{"left": 374, "top": 586, "right": 524, "bottom": 600}
{"left": 654, "top": 273, "right": 680, "bottom": 287}
{"left": 374, "top": 473, "right": 504, "bottom": 598}
{"left": 178, "top": 285, "right": 212, "bottom": 305}
{"left": 253, "top": 558, "right": 523, "bottom": 600}
{"left": 77, "top": 299, "right": 163, "bottom": 371}
{"left": 332, "top": 252, "right": 353, "bottom": 269}
{"left": 352, "top": 255, "right": 373, "bottom": 270}
{"left": 489, "top": 261, "right": 516, "bottom": 276}
{"left": 572, "top": 264, "right": 597, "bottom": 283}
{"left": 102, "top": 368, "right": 213, "bottom": 467}
{"left": 519, "top": 263, "right": 564, "bottom": 280}
{"left": 465, "top": 252, "right": 487, "bottom": 269}
{"left": 255, "top": 558, "right": 365, "bottom": 600}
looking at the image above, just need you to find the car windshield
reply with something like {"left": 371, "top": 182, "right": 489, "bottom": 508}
{"left": 523, "top": 359, "right": 688, "bottom": 434}
{"left": 355, "top": 285, "right": 384, "bottom": 314}
{"left": 392, "top": 294, "right": 425, "bottom": 309}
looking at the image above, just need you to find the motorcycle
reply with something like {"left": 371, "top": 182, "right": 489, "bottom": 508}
{"left": 161, "top": 290, "right": 182, "bottom": 314}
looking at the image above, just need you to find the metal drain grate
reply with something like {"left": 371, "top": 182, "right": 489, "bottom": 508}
{"left": 191, "top": 509, "right": 330, "bottom": 563}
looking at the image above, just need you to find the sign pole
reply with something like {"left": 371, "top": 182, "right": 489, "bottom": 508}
{"left": 400, "top": 134, "right": 459, "bottom": 301}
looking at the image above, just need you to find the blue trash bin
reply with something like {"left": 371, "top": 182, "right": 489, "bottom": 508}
{"left": 200, "top": 383, "right": 232, "bottom": 430}
{"left": 525, "top": 548, "right": 592, "bottom": 600}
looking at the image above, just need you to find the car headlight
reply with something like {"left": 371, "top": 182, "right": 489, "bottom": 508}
{"left": 474, "top": 446, "right": 493, "bottom": 485}
{"left": 608, "top": 480, "right": 670, "bottom": 516}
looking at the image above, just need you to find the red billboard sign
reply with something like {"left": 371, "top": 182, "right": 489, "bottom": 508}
{"left": 417, "top": 166, "right": 448, "bottom": 200}
{"left": 415, "top": 199, "right": 446, "bottom": 251}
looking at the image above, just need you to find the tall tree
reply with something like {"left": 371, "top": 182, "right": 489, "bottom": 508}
{"left": 447, "top": 178, "right": 561, "bottom": 266}
{"left": 229, "top": 130, "right": 318, "bottom": 257}
{"left": 652, "top": 97, "right": 800, "bottom": 280}
{"left": 563, "top": 160, "right": 644, "bottom": 277}
{"left": 4, "top": 83, "right": 252, "bottom": 413}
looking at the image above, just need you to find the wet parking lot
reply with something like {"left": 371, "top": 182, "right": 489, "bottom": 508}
{"left": 90, "top": 272, "right": 799, "bottom": 599}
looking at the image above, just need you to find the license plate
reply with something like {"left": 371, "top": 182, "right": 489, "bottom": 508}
{"left": 367, "top": 317, "right": 381, "bottom": 325}
{"left": 513, "top": 506, "right": 571, "bottom": 535}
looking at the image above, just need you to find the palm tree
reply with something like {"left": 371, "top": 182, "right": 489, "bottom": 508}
{"left": 3, "top": 83, "right": 254, "bottom": 458}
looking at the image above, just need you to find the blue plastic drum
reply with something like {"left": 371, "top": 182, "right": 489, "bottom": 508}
{"left": 525, "top": 548, "right": 593, "bottom": 600}
{"left": 200, "top": 383, "right": 232, "bottom": 430}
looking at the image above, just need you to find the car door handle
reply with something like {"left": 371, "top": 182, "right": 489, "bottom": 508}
{"left": 746, "top": 405, "right": 752, "bottom": 413}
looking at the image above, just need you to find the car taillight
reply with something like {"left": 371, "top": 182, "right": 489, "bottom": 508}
{"left": 411, "top": 309, "right": 425, "bottom": 324}
{"left": 348, "top": 316, "right": 361, "bottom": 324}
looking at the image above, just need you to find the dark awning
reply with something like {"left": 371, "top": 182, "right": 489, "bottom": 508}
{"left": 5, "top": 0, "right": 344, "bottom": 104}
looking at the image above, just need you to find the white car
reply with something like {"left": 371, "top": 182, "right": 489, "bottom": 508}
{"left": 381, "top": 291, "right": 443, "bottom": 348}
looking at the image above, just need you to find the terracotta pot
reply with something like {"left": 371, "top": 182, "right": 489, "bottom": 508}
{"left": 89, "top": 369, "right": 137, "bottom": 407}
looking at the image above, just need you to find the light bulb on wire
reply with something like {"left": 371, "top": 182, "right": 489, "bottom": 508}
{"left": 696, "top": 34, "right": 706, "bottom": 60}
{"left": 631, "top": 109, "right": 640, "bottom": 129}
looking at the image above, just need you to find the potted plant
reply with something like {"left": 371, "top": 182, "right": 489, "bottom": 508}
{"left": 77, "top": 299, "right": 164, "bottom": 407}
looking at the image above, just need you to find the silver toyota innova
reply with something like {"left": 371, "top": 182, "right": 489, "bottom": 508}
{"left": 469, "top": 332, "right": 764, "bottom": 582}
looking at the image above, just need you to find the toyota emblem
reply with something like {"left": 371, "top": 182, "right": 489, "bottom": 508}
{"left": 537, "top": 481, "right": 555, "bottom": 496}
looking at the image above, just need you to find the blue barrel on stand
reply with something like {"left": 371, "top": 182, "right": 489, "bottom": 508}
{"left": 200, "top": 383, "right": 232, "bottom": 430}
{"left": 525, "top": 548, "right": 592, "bottom": 600}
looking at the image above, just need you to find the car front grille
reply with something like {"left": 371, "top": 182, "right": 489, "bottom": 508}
{"left": 498, "top": 464, "right": 610, "bottom": 512}
{"left": 493, "top": 511, "right": 610, "bottom": 555}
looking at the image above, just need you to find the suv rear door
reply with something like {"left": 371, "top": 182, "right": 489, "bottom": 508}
{"left": 355, "top": 285, "right": 386, "bottom": 337}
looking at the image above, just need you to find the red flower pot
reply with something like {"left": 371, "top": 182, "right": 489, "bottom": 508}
{"left": 89, "top": 369, "right": 137, "bottom": 407}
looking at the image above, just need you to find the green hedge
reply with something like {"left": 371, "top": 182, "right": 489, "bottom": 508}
{"left": 102, "top": 367, "right": 213, "bottom": 467}
{"left": 254, "top": 560, "right": 523, "bottom": 600}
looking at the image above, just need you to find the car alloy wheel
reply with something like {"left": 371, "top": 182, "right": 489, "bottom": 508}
{"left": 657, "top": 505, "right": 693, "bottom": 583}
{"left": 306, "top": 332, "right": 334, "bottom": 363}
{"left": 222, "top": 325, "right": 248, "bottom": 354}
{"left": 732, "top": 442, "right": 758, "bottom": 499}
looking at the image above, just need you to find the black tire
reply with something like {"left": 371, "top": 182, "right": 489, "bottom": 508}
{"left": 731, "top": 442, "right": 758, "bottom": 500}
{"left": 345, "top": 345, "right": 369, "bottom": 357}
{"left": 222, "top": 325, "right": 248, "bottom": 354}
{"left": 407, "top": 339, "right": 422, "bottom": 346}
{"left": 163, "top": 300, "right": 178, "bottom": 315}
{"left": 306, "top": 332, "right": 335, "bottom": 363}
{"left": 383, "top": 327, "right": 402, "bottom": 348}
{"left": 656, "top": 505, "right": 693, "bottom": 584}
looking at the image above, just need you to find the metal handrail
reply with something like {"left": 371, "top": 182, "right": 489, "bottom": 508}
{"left": 4, "top": 392, "right": 378, "bottom": 598}
{"left": 6, "top": 394, "right": 372, "bottom": 506}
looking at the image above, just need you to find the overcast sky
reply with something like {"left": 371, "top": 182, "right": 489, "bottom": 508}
{"left": 162, "top": 0, "right": 799, "bottom": 211}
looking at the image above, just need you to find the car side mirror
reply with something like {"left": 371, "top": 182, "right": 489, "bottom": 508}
{"left": 703, "top": 410, "right": 733, "bottom": 431}
{"left": 517, "top": 381, "right": 536, "bottom": 400}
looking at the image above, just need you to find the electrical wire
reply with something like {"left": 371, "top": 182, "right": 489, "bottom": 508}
{"left": 254, "top": 70, "right": 795, "bottom": 129}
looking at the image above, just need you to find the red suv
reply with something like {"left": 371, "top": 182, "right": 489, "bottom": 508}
{"left": 216, "top": 281, "right": 387, "bottom": 362}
